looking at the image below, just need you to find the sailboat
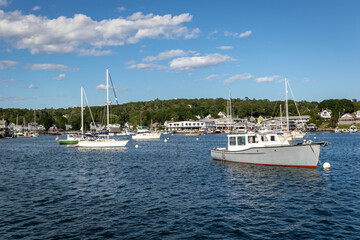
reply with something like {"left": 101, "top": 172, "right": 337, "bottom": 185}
{"left": 77, "top": 69, "right": 129, "bottom": 148}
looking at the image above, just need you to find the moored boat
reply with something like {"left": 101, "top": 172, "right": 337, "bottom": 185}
{"left": 211, "top": 131, "right": 329, "bottom": 168}
{"left": 132, "top": 126, "right": 161, "bottom": 140}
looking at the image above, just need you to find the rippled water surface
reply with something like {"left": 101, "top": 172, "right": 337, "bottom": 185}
{"left": 1, "top": 133, "right": 359, "bottom": 239}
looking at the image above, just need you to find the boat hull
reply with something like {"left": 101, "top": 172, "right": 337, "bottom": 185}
{"left": 59, "top": 140, "right": 79, "bottom": 145}
{"left": 132, "top": 133, "right": 161, "bottom": 140}
{"left": 211, "top": 143, "right": 322, "bottom": 168}
{"left": 77, "top": 139, "right": 128, "bottom": 147}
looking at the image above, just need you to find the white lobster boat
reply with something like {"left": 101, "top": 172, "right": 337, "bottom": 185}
{"left": 211, "top": 131, "right": 328, "bottom": 168}
{"left": 132, "top": 126, "right": 161, "bottom": 140}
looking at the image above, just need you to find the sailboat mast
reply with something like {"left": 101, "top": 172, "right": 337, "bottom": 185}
{"left": 280, "top": 104, "right": 283, "bottom": 129}
{"left": 106, "top": 68, "right": 110, "bottom": 129}
{"left": 285, "top": 78, "right": 289, "bottom": 131}
{"left": 81, "top": 86, "right": 84, "bottom": 135}
{"left": 229, "top": 90, "right": 232, "bottom": 130}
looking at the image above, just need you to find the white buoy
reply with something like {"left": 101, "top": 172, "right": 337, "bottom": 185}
{"left": 164, "top": 139, "right": 168, "bottom": 143}
{"left": 323, "top": 162, "right": 331, "bottom": 170}
{"left": 135, "top": 144, "right": 139, "bottom": 148}
{"left": 196, "top": 138, "right": 199, "bottom": 141}
{"left": 314, "top": 137, "right": 317, "bottom": 139}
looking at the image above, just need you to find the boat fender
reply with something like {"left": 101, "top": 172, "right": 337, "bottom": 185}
{"left": 307, "top": 140, "right": 312, "bottom": 144}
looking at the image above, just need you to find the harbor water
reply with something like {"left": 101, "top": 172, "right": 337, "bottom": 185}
{"left": 0, "top": 133, "right": 359, "bottom": 239}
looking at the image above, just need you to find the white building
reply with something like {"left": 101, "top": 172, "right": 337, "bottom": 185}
{"left": 319, "top": 109, "right": 332, "bottom": 119}
{"left": 164, "top": 120, "right": 207, "bottom": 132}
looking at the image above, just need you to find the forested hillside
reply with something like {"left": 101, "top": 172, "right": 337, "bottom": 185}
{"left": 1, "top": 98, "right": 359, "bottom": 130}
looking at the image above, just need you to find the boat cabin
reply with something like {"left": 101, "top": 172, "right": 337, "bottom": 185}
{"left": 227, "top": 132, "right": 289, "bottom": 151}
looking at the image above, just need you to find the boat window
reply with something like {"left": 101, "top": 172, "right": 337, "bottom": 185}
{"left": 270, "top": 135, "right": 275, "bottom": 141}
{"left": 248, "top": 136, "right": 258, "bottom": 144}
{"left": 237, "top": 136, "right": 245, "bottom": 145}
{"left": 229, "top": 136, "right": 236, "bottom": 146}
{"left": 261, "top": 136, "right": 268, "bottom": 142}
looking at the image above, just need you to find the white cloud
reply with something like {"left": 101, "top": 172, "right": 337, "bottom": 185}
{"left": 32, "top": 6, "right": 41, "bottom": 11}
{"left": 224, "top": 30, "right": 252, "bottom": 38}
{"left": 207, "top": 30, "right": 218, "bottom": 39}
{"left": 53, "top": 73, "right": 66, "bottom": 80}
{"left": 0, "top": 10, "right": 199, "bottom": 55}
{"left": 217, "top": 46, "right": 233, "bottom": 50}
{"left": 303, "top": 77, "right": 310, "bottom": 83}
{"left": 143, "top": 49, "right": 187, "bottom": 62}
{"left": 1, "top": 77, "right": 15, "bottom": 82}
{"left": 224, "top": 73, "right": 253, "bottom": 83}
{"left": 78, "top": 49, "right": 112, "bottom": 56}
{"left": 254, "top": 75, "right": 279, "bottom": 83}
{"left": 146, "top": 87, "right": 152, "bottom": 92}
{"left": 169, "top": 53, "right": 234, "bottom": 71}
{"left": 96, "top": 84, "right": 107, "bottom": 90}
{"left": 28, "top": 84, "right": 37, "bottom": 89}
{"left": 238, "top": 30, "right": 252, "bottom": 38}
{"left": 28, "top": 64, "right": 79, "bottom": 71}
{"left": 127, "top": 63, "right": 166, "bottom": 71}
{"left": 117, "top": 6, "right": 126, "bottom": 12}
{"left": 0, "top": 0, "right": 9, "bottom": 7}
{"left": 0, "top": 60, "right": 18, "bottom": 69}
{"left": 205, "top": 74, "right": 219, "bottom": 81}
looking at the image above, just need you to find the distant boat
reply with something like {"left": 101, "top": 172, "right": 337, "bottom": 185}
{"left": 349, "top": 125, "right": 357, "bottom": 133}
{"left": 77, "top": 69, "right": 128, "bottom": 148}
{"left": 132, "top": 126, "right": 161, "bottom": 140}
{"left": 334, "top": 127, "right": 341, "bottom": 133}
{"left": 59, "top": 134, "right": 80, "bottom": 145}
{"left": 211, "top": 131, "right": 329, "bottom": 168}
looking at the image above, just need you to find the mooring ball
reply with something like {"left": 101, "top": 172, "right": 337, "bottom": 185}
{"left": 323, "top": 162, "right": 331, "bottom": 170}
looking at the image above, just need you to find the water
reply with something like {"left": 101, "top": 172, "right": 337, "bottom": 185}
{"left": 0, "top": 133, "right": 359, "bottom": 239}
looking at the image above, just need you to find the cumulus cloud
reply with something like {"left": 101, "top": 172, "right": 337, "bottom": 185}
{"left": 224, "top": 73, "right": 253, "bottom": 84}
{"left": 28, "top": 84, "right": 37, "bottom": 89}
{"left": 32, "top": 6, "right": 41, "bottom": 11}
{"left": 78, "top": 49, "right": 113, "bottom": 56}
{"left": 254, "top": 75, "right": 279, "bottom": 83}
{"left": 169, "top": 53, "right": 234, "bottom": 71}
{"left": 143, "top": 49, "right": 187, "bottom": 62}
{"left": 0, "top": 10, "right": 199, "bottom": 55}
{"left": 0, "top": 60, "right": 18, "bottom": 69}
{"left": 0, "top": 0, "right": 9, "bottom": 7}
{"left": 217, "top": 46, "right": 233, "bottom": 50}
{"left": 28, "top": 64, "right": 79, "bottom": 71}
{"left": 127, "top": 63, "right": 166, "bottom": 71}
{"left": 53, "top": 73, "right": 66, "bottom": 80}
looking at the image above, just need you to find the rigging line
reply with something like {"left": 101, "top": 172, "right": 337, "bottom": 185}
{"left": 83, "top": 89, "right": 97, "bottom": 130}
{"left": 287, "top": 80, "right": 305, "bottom": 130}
{"left": 108, "top": 72, "right": 128, "bottom": 137}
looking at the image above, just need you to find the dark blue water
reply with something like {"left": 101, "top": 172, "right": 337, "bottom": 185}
{"left": 0, "top": 133, "right": 359, "bottom": 239}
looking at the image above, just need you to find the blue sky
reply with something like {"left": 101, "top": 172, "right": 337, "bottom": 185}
{"left": 0, "top": 0, "right": 359, "bottom": 109}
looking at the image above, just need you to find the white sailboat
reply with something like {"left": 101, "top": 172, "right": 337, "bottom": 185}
{"left": 77, "top": 69, "right": 128, "bottom": 148}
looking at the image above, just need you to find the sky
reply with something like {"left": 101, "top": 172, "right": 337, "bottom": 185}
{"left": 0, "top": 0, "right": 359, "bottom": 109}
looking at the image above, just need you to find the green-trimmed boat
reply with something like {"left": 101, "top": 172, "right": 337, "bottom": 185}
{"left": 59, "top": 134, "right": 79, "bottom": 145}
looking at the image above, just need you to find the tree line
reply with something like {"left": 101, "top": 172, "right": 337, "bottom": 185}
{"left": 1, "top": 98, "right": 359, "bottom": 130}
